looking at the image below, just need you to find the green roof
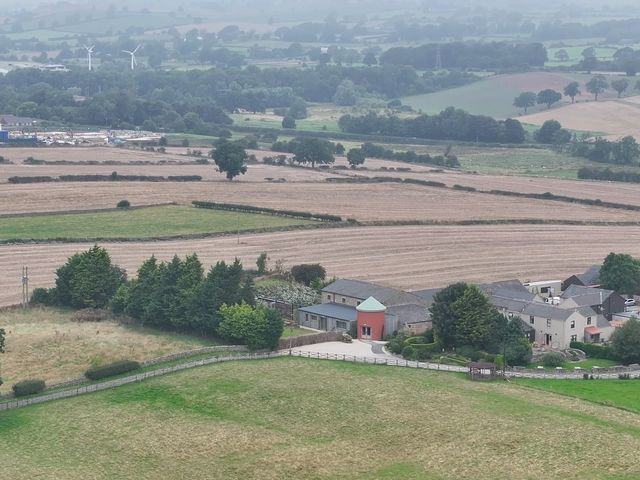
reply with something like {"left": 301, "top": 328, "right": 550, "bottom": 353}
{"left": 356, "top": 296, "right": 386, "bottom": 313}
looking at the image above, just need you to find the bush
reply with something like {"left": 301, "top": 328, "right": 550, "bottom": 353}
{"left": 85, "top": 360, "right": 141, "bottom": 380}
{"left": 12, "top": 379, "right": 46, "bottom": 397}
{"left": 117, "top": 199, "right": 130, "bottom": 208}
{"left": 570, "top": 341, "right": 617, "bottom": 361}
{"left": 30, "top": 287, "right": 53, "bottom": 305}
{"left": 291, "top": 264, "right": 326, "bottom": 286}
{"left": 541, "top": 352, "right": 565, "bottom": 368}
{"left": 192, "top": 201, "right": 342, "bottom": 222}
{"left": 457, "top": 345, "right": 482, "bottom": 362}
{"left": 401, "top": 345, "right": 416, "bottom": 360}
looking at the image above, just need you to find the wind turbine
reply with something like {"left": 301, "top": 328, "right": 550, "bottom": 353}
{"left": 83, "top": 44, "right": 95, "bottom": 71}
{"left": 122, "top": 45, "right": 141, "bottom": 71}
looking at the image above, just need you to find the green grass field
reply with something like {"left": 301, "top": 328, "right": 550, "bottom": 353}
{"left": 0, "top": 205, "right": 314, "bottom": 241}
{"left": 401, "top": 73, "right": 590, "bottom": 119}
{"left": 514, "top": 378, "right": 640, "bottom": 413}
{"left": 1, "top": 358, "right": 640, "bottom": 479}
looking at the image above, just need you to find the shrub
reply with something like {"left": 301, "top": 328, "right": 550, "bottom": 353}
{"left": 291, "top": 264, "right": 326, "bottom": 286}
{"left": 619, "top": 373, "right": 631, "bottom": 380}
{"left": 386, "top": 333, "right": 407, "bottom": 354}
{"left": 401, "top": 345, "right": 416, "bottom": 360}
{"left": 541, "top": 352, "right": 565, "bottom": 368}
{"left": 85, "top": 360, "right": 141, "bottom": 380}
{"left": 12, "top": 379, "right": 46, "bottom": 397}
{"left": 570, "top": 341, "right": 617, "bottom": 361}
{"left": 117, "top": 199, "right": 131, "bottom": 208}
{"left": 30, "top": 287, "right": 53, "bottom": 305}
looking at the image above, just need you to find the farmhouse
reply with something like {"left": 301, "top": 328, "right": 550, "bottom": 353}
{"left": 297, "top": 279, "right": 430, "bottom": 340}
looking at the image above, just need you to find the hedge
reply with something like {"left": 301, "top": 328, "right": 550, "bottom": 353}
{"left": 570, "top": 341, "right": 618, "bottom": 361}
{"left": 12, "top": 379, "right": 46, "bottom": 397}
{"left": 192, "top": 201, "right": 343, "bottom": 222}
{"left": 8, "top": 175, "right": 203, "bottom": 184}
{"left": 85, "top": 360, "right": 141, "bottom": 380}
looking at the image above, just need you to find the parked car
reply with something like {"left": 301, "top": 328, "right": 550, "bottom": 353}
{"left": 625, "top": 298, "right": 635, "bottom": 306}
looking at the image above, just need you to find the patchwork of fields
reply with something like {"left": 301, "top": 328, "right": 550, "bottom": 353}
{"left": 1, "top": 358, "right": 640, "bottom": 479}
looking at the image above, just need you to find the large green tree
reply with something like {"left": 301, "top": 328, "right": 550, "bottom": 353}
{"left": 210, "top": 141, "right": 248, "bottom": 180}
{"left": 611, "top": 78, "right": 629, "bottom": 98}
{"left": 611, "top": 318, "right": 640, "bottom": 364}
{"left": 292, "top": 137, "right": 335, "bottom": 168}
{"left": 513, "top": 91, "right": 536, "bottom": 114}
{"left": 537, "top": 89, "right": 562, "bottom": 109}
{"left": 430, "top": 282, "right": 468, "bottom": 349}
{"left": 53, "top": 245, "right": 126, "bottom": 309}
{"left": 347, "top": 148, "right": 366, "bottom": 168}
{"left": 586, "top": 75, "right": 608, "bottom": 101}
{"left": 599, "top": 252, "right": 640, "bottom": 295}
{"left": 217, "top": 303, "right": 284, "bottom": 350}
{"left": 451, "top": 285, "right": 502, "bottom": 350}
{"left": 563, "top": 82, "right": 581, "bottom": 103}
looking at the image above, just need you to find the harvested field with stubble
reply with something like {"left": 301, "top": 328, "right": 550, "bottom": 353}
{"left": 1, "top": 358, "right": 640, "bottom": 480}
{"left": 0, "top": 307, "right": 213, "bottom": 393}
{"left": 2, "top": 224, "right": 640, "bottom": 307}
{"left": 2, "top": 181, "right": 639, "bottom": 223}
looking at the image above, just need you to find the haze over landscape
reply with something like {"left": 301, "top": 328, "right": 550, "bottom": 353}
{"left": 2, "top": 1, "right": 640, "bottom": 479}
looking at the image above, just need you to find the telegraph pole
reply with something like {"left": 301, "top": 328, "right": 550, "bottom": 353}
{"left": 21, "top": 266, "right": 29, "bottom": 308}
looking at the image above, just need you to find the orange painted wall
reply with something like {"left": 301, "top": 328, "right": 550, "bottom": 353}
{"left": 357, "top": 311, "right": 385, "bottom": 341}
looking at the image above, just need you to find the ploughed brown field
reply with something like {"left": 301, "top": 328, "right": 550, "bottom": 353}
{"left": 2, "top": 181, "right": 639, "bottom": 223}
{"left": 2, "top": 224, "right": 640, "bottom": 307}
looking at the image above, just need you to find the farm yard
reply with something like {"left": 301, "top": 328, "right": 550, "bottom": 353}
{"left": 0, "top": 307, "right": 213, "bottom": 393}
{"left": 2, "top": 224, "right": 640, "bottom": 307}
{"left": 1, "top": 358, "right": 640, "bottom": 479}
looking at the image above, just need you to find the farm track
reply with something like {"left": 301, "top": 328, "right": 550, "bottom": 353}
{"left": 3, "top": 224, "right": 640, "bottom": 307}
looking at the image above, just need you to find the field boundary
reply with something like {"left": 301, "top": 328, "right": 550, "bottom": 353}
{"left": 2, "top": 350, "right": 640, "bottom": 412}
{"left": 0, "top": 203, "right": 178, "bottom": 219}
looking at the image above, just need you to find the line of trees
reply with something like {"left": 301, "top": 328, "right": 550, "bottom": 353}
{"left": 31, "top": 246, "right": 283, "bottom": 350}
{"left": 570, "top": 136, "right": 640, "bottom": 165}
{"left": 578, "top": 167, "right": 640, "bottom": 184}
{"left": 380, "top": 41, "right": 547, "bottom": 70}
{"left": 338, "top": 108, "right": 526, "bottom": 144}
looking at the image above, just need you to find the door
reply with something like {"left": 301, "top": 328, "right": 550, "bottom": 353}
{"left": 361, "top": 326, "right": 372, "bottom": 340}
{"left": 319, "top": 317, "right": 327, "bottom": 331}
{"left": 545, "top": 334, "right": 552, "bottom": 346}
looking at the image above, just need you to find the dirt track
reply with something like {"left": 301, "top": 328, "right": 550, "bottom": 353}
{"left": 2, "top": 224, "right": 640, "bottom": 307}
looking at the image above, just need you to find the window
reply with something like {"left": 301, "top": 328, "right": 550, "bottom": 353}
{"left": 529, "top": 315, "right": 535, "bottom": 324}
{"left": 571, "top": 334, "right": 577, "bottom": 342}
{"left": 546, "top": 318, "right": 551, "bottom": 328}
{"left": 305, "top": 314, "right": 308, "bottom": 322}
{"left": 570, "top": 320, "right": 575, "bottom": 329}
{"left": 336, "top": 321, "right": 347, "bottom": 330}
{"left": 311, "top": 315, "right": 317, "bottom": 321}
{"left": 327, "top": 295, "right": 331, "bottom": 300}
{"left": 587, "top": 317, "right": 592, "bottom": 325}
{"left": 541, "top": 287, "right": 549, "bottom": 294}
{"left": 356, "top": 301, "right": 361, "bottom": 306}
{"left": 341, "top": 297, "right": 346, "bottom": 304}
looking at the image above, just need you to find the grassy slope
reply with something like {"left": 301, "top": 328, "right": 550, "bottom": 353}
{"left": 400, "top": 73, "right": 590, "bottom": 119}
{"left": 1, "top": 358, "right": 640, "bottom": 479}
{"left": 0, "top": 307, "right": 216, "bottom": 392}
{"left": 514, "top": 378, "right": 640, "bottom": 414}
{"left": 0, "top": 205, "right": 313, "bottom": 240}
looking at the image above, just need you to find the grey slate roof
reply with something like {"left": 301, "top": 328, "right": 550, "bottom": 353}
{"left": 410, "top": 287, "right": 441, "bottom": 306}
{"left": 575, "top": 265, "right": 601, "bottom": 286}
{"left": 386, "top": 304, "right": 430, "bottom": 324}
{"left": 561, "top": 284, "right": 613, "bottom": 307}
{"left": 480, "top": 280, "right": 537, "bottom": 302}
{"left": 520, "top": 302, "right": 576, "bottom": 321}
{"left": 323, "top": 279, "right": 427, "bottom": 307}
{"left": 298, "top": 303, "right": 357, "bottom": 322}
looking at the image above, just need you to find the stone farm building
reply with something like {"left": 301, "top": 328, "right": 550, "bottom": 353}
{"left": 297, "top": 269, "right": 635, "bottom": 349}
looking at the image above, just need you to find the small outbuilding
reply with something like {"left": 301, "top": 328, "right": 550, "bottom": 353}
{"left": 468, "top": 362, "right": 498, "bottom": 381}
{"left": 356, "top": 296, "right": 386, "bottom": 341}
